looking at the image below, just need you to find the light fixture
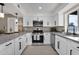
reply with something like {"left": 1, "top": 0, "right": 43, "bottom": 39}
{"left": 38, "top": 6, "right": 42, "bottom": 10}
{"left": 15, "top": 13, "right": 18, "bottom": 24}
{"left": 15, "top": 13, "right": 18, "bottom": 19}
{"left": 0, "top": 3, "right": 5, "bottom": 18}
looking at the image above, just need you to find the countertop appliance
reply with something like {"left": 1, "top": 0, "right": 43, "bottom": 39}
{"left": 33, "top": 20, "right": 43, "bottom": 27}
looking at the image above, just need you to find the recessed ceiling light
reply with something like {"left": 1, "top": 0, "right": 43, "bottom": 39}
{"left": 38, "top": 6, "right": 42, "bottom": 10}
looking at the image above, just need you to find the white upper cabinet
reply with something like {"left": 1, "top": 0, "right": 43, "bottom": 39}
{"left": 23, "top": 16, "right": 52, "bottom": 27}
{"left": 52, "top": 13, "right": 64, "bottom": 27}
{"left": 58, "top": 12, "right": 64, "bottom": 26}
{"left": 23, "top": 16, "right": 33, "bottom": 27}
{"left": 52, "top": 14, "right": 58, "bottom": 26}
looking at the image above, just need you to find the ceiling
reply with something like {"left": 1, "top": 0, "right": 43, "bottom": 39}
{"left": 20, "top": 3, "right": 59, "bottom": 14}
{"left": 3, "top": 3, "right": 68, "bottom": 17}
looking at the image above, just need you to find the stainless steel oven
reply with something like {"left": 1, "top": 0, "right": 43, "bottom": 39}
{"left": 32, "top": 34, "right": 44, "bottom": 43}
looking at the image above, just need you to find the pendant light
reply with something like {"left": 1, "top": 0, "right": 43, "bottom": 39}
{"left": 0, "top": 3, "right": 5, "bottom": 18}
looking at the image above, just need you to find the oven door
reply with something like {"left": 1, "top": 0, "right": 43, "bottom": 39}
{"left": 32, "top": 35, "right": 44, "bottom": 43}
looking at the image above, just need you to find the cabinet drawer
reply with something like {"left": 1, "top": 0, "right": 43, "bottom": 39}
{"left": 72, "top": 46, "right": 79, "bottom": 52}
{"left": 72, "top": 48, "right": 79, "bottom": 55}
{"left": 71, "top": 41, "right": 79, "bottom": 49}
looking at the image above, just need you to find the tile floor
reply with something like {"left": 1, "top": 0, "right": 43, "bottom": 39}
{"left": 22, "top": 45, "right": 58, "bottom": 55}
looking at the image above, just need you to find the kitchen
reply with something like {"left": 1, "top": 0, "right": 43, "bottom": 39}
{"left": 0, "top": 3, "right": 79, "bottom": 55}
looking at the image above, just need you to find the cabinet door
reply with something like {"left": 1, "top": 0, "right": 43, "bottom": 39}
{"left": 66, "top": 39, "right": 72, "bottom": 55}
{"left": 67, "top": 48, "right": 79, "bottom": 55}
{"left": 26, "top": 33, "right": 32, "bottom": 45}
{"left": 0, "top": 40, "right": 14, "bottom": 55}
{"left": 72, "top": 48, "right": 79, "bottom": 55}
{"left": 44, "top": 33, "right": 50, "bottom": 44}
{"left": 67, "top": 39, "right": 79, "bottom": 55}
{"left": 55, "top": 35, "right": 60, "bottom": 54}
{"left": 71, "top": 41, "right": 79, "bottom": 55}
{"left": 14, "top": 37, "right": 23, "bottom": 55}
{"left": 59, "top": 38, "right": 67, "bottom": 55}
{"left": 22, "top": 34, "right": 27, "bottom": 50}
{"left": 55, "top": 35, "right": 67, "bottom": 55}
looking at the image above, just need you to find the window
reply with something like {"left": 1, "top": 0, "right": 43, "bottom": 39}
{"left": 68, "top": 11, "right": 78, "bottom": 33}
{"left": 69, "top": 15, "right": 78, "bottom": 26}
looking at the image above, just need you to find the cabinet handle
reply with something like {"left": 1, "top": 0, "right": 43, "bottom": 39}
{"left": 19, "top": 42, "right": 21, "bottom": 50}
{"left": 70, "top": 50, "right": 72, "bottom": 55}
{"left": 57, "top": 41, "right": 60, "bottom": 49}
{"left": 77, "top": 47, "right": 79, "bottom": 48}
{"left": 5, "top": 43, "right": 12, "bottom": 46}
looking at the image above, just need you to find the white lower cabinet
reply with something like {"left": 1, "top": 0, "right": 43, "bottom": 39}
{"left": 44, "top": 33, "right": 50, "bottom": 44}
{"left": 55, "top": 35, "right": 60, "bottom": 54}
{"left": 70, "top": 41, "right": 79, "bottom": 55}
{"left": 55, "top": 35, "right": 79, "bottom": 55}
{"left": 55, "top": 35, "right": 67, "bottom": 55}
{"left": 14, "top": 37, "right": 23, "bottom": 55}
{"left": 26, "top": 33, "right": 32, "bottom": 45}
{"left": 71, "top": 48, "right": 79, "bottom": 55}
{"left": 14, "top": 34, "right": 27, "bottom": 55}
{"left": 22, "top": 34, "right": 27, "bottom": 49}
{"left": 59, "top": 38, "right": 67, "bottom": 55}
{"left": 14, "top": 33, "right": 31, "bottom": 55}
{"left": 67, "top": 46, "right": 79, "bottom": 55}
{"left": 0, "top": 40, "right": 14, "bottom": 55}
{"left": 0, "top": 33, "right": 27, "bottom": 55}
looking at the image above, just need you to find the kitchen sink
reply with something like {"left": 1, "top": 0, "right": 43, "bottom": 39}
{"left": 65, "top": 33, "right": 79, "bottom": 37}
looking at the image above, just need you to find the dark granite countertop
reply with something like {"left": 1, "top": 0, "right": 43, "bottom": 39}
{"left": 0, "top": 32, "right": 27, "bottom": 44}
{"left": 51, "top": 32, "right": 79, "bottom": 43}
